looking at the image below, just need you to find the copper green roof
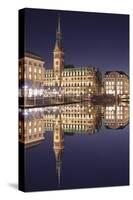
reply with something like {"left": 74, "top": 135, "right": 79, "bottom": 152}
{"left": 45, "top": 66, "right": 96, "bottom": 72}
{"left": 45, "top": 69, "right": 53, "bottom": 72}
{"left": 63, "top": 66, "right": 96, "bottom": 71}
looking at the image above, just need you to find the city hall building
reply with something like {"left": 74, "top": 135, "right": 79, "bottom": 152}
{"left": 19, "top": 17, "right": 129, "bottom": 101}
{"left": 44, "top": 17, "right": 102, "bottom": 96}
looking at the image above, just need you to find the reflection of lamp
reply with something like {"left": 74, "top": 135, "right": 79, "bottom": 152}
{"left": 23, "top": 110, "right": 28, "bottom": 116}
{"left": 33, "top": 89, "right": 38, "bottom": 106}
{"left": 23, "top": 85, "right": 28, "bottom": 105}
{"left": 39, "top": 89, "right": 43, "bottom": 96}
{"left": 28, "top": 88, "right": 33, "bottom": 97}
{"left": 34, "top": 89, "right": 38, "bottom": 96}
{"left": 23, "top": 85, "right": 28, "bottom": 89}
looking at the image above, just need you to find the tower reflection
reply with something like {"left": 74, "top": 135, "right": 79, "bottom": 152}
{"left": 19, "top": 102, "right": 129, "bottom": 185}
{"left": 53, "top": 115, "right": 64, "bottom": 185}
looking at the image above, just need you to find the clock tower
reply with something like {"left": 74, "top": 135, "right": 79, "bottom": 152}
{"left": 53, "top": 16, "right": 64, "bottom": 86}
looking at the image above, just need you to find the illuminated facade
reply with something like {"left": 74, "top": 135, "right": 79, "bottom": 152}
{"left": 104, "top": 103, "right": 129, "bottom": 129}
{"left": 19, "top": 53, "right": 45, "bottom": 105}
{"left": 19, "top": 18, "right": 129, "bottom": 100}
{"left": 43, "top": 103, "right": 102, "bottom": 134}
{"left": 43, "top": 17, "right": 102, "bottom": 96}
{"left": 104, "top": 71, "right": 129, "bottom": 98}
{"left": 19, "top": 109, "right": 45, "bottom": 144}
{"left": 19, "top": 101, "right": 129, "bottom": 145}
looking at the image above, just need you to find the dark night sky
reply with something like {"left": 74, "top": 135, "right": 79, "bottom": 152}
{"left": 24, "top": 8, "right": 129, "bottom": 75}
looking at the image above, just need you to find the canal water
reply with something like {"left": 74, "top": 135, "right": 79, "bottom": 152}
{"left": 19, "top": 102, "right": 129, "bottom": 191}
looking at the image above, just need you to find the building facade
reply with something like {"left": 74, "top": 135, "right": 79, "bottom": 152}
{"left": 19, "top": 18, "right": 129, "bottom": 102}
{"left": 19, "top": 101, "right": 129, "bottom": 145}
{"left": 104, "top": 71, "right": 129, "bottom": 98}
{"left": 43, "top": 103, "right": 102, "bottom": 134}
{"left": 19, "top": 53, "right": 45, "bottom": 106}
{"left": 104, "top": 102, "right": 129, "bottom": 129}
{"left": 19, "top": 109, "right": 45, "bottom": 144}
{"left": 43, "top": 17, "right": 102, "bottom": 97}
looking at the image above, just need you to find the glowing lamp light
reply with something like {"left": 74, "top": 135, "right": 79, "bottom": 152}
{"left": 108, "top": 107, "right": 112, "bottom": 111}
{"left": 23, "top": 110, "right": 28, "bottom": 115}
{"left": 23, "top": 85, "right": 28, "bottom": 89}
{"left": 28, "top": 88, "right": 33, "bottom": 97}
{"left": 34, "top": 89, "right": 38, "bottom": 96}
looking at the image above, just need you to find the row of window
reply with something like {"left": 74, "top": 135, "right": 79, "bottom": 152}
{"left": 20, "top": 134, "right": 43, "bottom": 141}
{"left": 62, "top": 124, "right": 93, "bottom": 128}
{"left": 105, "top": 81, "right": 123, "bottom": 85}
{"left": 28, "top": 67, "right": 42, "bottom": 73}
{"left": 62, "top": 108, "right": 85, "bottom": 111}
{"left": 61, "top": 82, "right": 93, "bottom": 86}
{"left": 23, "top": 73, "right": 43, "bottom": 80}
{"left": 105, "top": 89, "right": 125, "bottom": 94}
{"left": 44, "top": 114, "right": 94, "bottom": 119}
{"left": 62, "top": 71, "right": 95, "bottom": 76}
{"left": 19, "top": 126, "right": 42, "bottom": 133}
{"left": 19, "top": 120, "right": 42, "bottom": 126}
{"left": 106, "top": 111, "right": 124, "bottom": 115}
{"left": 106, "top": 85, "right": 124, "bottom": 88}
{"left": 45, "top": 74, "right": 54, "bottom": 77}
{"left": 19, "top": 65, "right": 43, "bottom": 74}
{"left": 105, "top": 74, "right": 125, "bottom": 78}
{"left": 105, "top": 115, "right": 124, "bottom": 120}
{"left": 20, "top": 60, "right": 43, "bottom": 67}
{"left": 44, "top": 74, "right": 96, "bottom": 79}
{"left": 43, "top": 83, "right": 94, "bottom": 87}
{"left": 65, "top": 91, "right": 80, "bottom": 93}
{"left": 23, "top": 121, "right": 42, "bottom": 127}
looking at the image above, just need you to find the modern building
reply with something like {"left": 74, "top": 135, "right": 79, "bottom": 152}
{"left": 104, "top": 71, "right": 129, "bottom": 98}
{"left": 19, "top": 52, "right": 45, "bottom": 106}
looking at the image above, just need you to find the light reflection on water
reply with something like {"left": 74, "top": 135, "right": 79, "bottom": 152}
{"left": 19, "top": 101, "right": 129, "bottom": 191}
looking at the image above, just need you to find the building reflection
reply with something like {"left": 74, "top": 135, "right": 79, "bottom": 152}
{"left": 53, "top": 115, "right": 64, "bottom": 185}
{"left": 19, "top": 102, "right": 129, "bottom": 144}
{"left": 104, "top": 102, "right": 129, "bottom": 129}
{"left": 19, "top": 108, "right": 45, "bottom": 146}
{"left": 19, "top": 102, "right": 129, "bottom": 185}
{"left": 44, "top": 103, "right": 102, "bottom": 135}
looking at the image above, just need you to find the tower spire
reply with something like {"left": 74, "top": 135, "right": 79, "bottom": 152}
{"left": 57, "top": 15, "right": 61, "bottom": 33}
{"left": 55, "top": 15, "right": 62, "bottom": 50}
{"left": 53, "top": 15, "right": 64, "bottom": 83}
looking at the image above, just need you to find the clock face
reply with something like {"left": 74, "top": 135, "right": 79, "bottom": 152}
{"left": 55, "top": 54, "right": 60, "bottom": 58}
{"left": 54, "top": 52, "right": 64, "bottom": 58}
